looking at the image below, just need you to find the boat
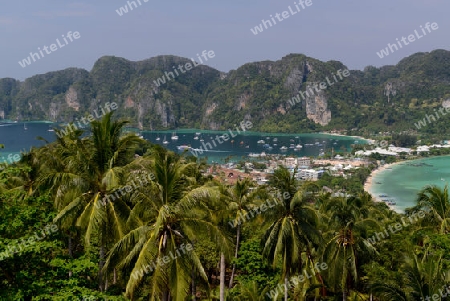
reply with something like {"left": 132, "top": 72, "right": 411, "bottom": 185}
{"left": 249, "top": 152, "right": 266, "bottom": 157}
{"left": 295, "top": 136, "right": 299, "bottom": 139}
{"left": 48, "top": 126, "right": 54, "bottom": 132}
{"left": 280, "top": 146, "right": 288, "bottom": 151}
{"left": 378, "top": 194, "right": 388, "bottom": 198}
{"left": 195, "top": 132, "right": 201, "bottom": 135}
{"left": 156, "top": 136, "right": 160, "bottom": 141}
{"left": 257, "top": 140, "right": 265, "bottom": 144}
{"left": 289, "top": 144, "right": 295, "bottom": 149}
{"left": 273, "top": 138, "right": 278, "bottom": 142}
{"left": 387, "top": 201, "right": 396, "bottom": 205}
{"left": 193, "top": 136, "right": 199, "bottom": 140}
{"left": 290, "top": 139, "right": 294, "bottom": 142}
{"left": 177, "top": 145, "right": 191, "bottom": 151}
{"left": 171, "top": 132, "right": 179, "bottom": 140}
{"left": 163, "top": 136, "right": 169, "bottom": 144}
{"left": 441, "top": 178, "right": 445, "bottom": 181}
{"left": 24, "top": 123, "right": 27, "bottom": 130}
{"left": 295, "top": 144, "right": 303, "bottom": 149}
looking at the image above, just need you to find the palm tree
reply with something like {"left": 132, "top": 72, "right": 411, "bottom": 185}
{"left": 104, "top": 151, "right": 231, "bottom": 300}
{"left": 41, "top": 112, "right": 142, "bottom": 290}
{"left": 322, "top": 196, "right": 378, "bottom": 300}
{"left": 261, "top": 166, "right": 321, "bottom": 301}
{"left": 371, "top": 250, "right": 450, "bottom": 300}
{"left": 415, "top": 185, "right": 450, "bottom": 234}
{"left": 218, "top": 177, "right": 259, "bottom": 288}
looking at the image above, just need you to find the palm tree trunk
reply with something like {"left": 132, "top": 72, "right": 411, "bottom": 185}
{"left": 191, "top": 268, "right": 196, "bottom": 301}
{"left": 162, "top": 290, "right": 170, "bottom": 301}
{"left": 220, "top": 253, "right": 226, "bottom": 301}
{"left": 228, "top": 223, "right": 241, "bottom": 288}
{"left": 68, "top": 236, "right": 73, "bottom": 277}
{"left": 284, "top": 274, "right": 289, "bottom": 301}
{"left": 99, "top": 244, "right": 106, "bottom": 291}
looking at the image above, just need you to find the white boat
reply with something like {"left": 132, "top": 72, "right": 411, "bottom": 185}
{"left": 280, "top": 146, "right": 288, "bottom": 151}
{"left": 156, "top": 136, "right": 160, "bottom": 141}
{"left": 195, "top": 132, "right": 201, "bottom": 135}
{"left": 177, "top": 145, "right": 191, "bottom": 150}
{"left": 48, "top": 126, "right": 54, "bottom": 132}
{"left": 257, "top": 140, "right": 265, "bottom": 144}
{"left": 289, "top": 144, "right": 295, "bottom": 149}
{"left": 193, "top": 136, "right": 199, "bottom": 140}
{"left": 24, "top": 123, "right": 27, "bottom": 130}
{"left": 163, "top": 136, "right": 169, "bottom": 144}
{"left": 273, "top": 138, "right": 278, "bottom": 142}
{"left": 171, "top": 132, "right": 179, "bottom": 140}
{"left": 295, "top": 144, "right": 303, "bottom": 149}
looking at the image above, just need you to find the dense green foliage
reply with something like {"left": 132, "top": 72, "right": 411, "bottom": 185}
{"left": 1, "top": 113, "right": 450, "bottom": 300}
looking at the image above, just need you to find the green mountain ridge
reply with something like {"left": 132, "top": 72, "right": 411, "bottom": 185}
{"left": 1, "top": 49, "right": 450, "bottom": 135}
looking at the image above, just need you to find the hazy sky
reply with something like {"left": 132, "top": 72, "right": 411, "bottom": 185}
{"left": 1, "top": 0, "right": 449, "bottom": 80}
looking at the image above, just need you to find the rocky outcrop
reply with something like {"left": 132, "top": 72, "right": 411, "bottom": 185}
{"left": 305, "top": 89, "right": 331, "bottom": 126}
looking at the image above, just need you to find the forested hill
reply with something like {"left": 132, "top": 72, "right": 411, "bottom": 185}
{"left": 1, "top": 49, "right": 450, "bottom": 134}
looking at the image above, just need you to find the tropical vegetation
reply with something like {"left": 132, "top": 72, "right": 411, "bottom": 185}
{"left": 1, "top": 113, "right": 450, "bottom": 300}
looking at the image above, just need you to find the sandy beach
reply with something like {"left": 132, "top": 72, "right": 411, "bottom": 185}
{"left": 364, "top": 161, "right": 403, "bottom": 203}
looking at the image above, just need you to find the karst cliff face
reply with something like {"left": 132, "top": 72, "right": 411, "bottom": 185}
{"left": 1, "top": 50, "right": 450, "bottom": 133}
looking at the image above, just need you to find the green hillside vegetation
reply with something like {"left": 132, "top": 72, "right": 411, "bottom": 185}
{"left": 1, "top": 50, "right": 450, "bottom": 139}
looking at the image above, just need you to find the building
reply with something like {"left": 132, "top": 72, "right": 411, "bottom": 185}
{"left": 297, "top": 156, "right": 311, "bottom": 168}
{"left": 298, "top": 169, "right": 324, "bottom": 181}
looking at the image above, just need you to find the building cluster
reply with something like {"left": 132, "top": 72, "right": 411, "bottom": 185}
{"left": 207, "top": 155, "right": 370, "bottom": 185}
{"left": 356, "top": 142, "right": 450, "bottom": 156}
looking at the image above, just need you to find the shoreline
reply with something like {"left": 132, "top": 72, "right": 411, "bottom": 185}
{"left": 364, "top": 161, "right": 404, "bottom": 204}
{"left": 318, "top": 131, "right": 369, "bottom": 143}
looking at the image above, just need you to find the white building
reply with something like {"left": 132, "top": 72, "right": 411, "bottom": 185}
{"left": 298, "top": 169, "right": 324, "bottom": 181}
{"left": 297, "top": 156, "right": 311, "bottom": 168}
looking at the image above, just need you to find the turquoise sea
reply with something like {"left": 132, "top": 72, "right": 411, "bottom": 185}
{"left": 369, "top": 156, "right": 450, "bottom": 213}
{"left": 0, "top": 122, "right": 366, "bottom": 164}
